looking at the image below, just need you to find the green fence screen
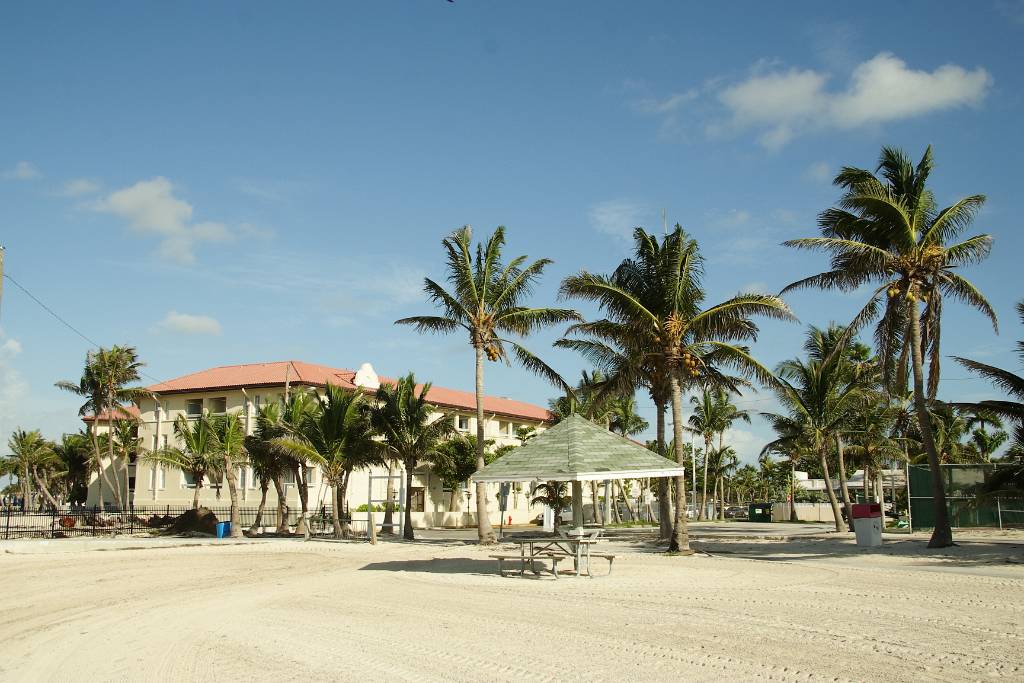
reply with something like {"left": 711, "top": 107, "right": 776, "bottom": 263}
{"left": 909, "top": 464, "right": 1023, "bottom": 528}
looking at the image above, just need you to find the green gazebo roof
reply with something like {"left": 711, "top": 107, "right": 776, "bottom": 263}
{"left": 471, "top": 414, "right": 686, "bottom": 483}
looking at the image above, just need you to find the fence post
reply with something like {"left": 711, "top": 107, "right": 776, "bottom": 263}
{"left": 51, "top": 506, "right": 56, "bottom": 539}
{"left": 4, "top": 505, "right": 10, "bottom": 540}
{"left": 997, "top": 497, "right": 1003, "bottom": 531}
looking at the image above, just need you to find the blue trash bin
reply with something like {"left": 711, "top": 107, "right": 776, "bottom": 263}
{"left": 215, "top": 521, "right": 231, "bottom": 538}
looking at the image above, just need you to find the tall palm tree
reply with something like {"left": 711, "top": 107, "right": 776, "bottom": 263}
{"left": 56, "top": 346, "right": 148, "bottom": 509}
{"left": 276, "top": 383, "right": 380, "bottom": 539}
{"left": 371, "top": 373, "right": 455, "bottom": 540}
{"left": 783, "top": 146, "right": 996, "bottom": 548}
{"left": 561, "top": 226, "right": 793, "bottom": 552}
{"left": 396, "top": 225, "right": 579, "bottom": 544}
{"left": 713, "top": 393, "right": 750, "bottom": 520}
{"left": 687, "top": 388, "right": 719, "bottom": 520}
{"left": 278, "top": 389, "right": 318, "bottom": 536}
{"left": 208, "top": 412, "right": 247, "bottom": 538}
{"left": 145, "top": 413, "right": 220, "bottom": 510}
{"left": 3, "top": 429, "right": 62, "bottom": 510}
{"left": 608, "top": 394, "right": 649, "bottom": 437}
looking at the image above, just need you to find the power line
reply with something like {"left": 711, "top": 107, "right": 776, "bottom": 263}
{"left": 2, "top": 272, "right": 169, "bottom": 389}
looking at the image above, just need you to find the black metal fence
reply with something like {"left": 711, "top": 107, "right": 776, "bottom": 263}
{"left": 0, "top": 505, "right": 348, "bottom": 540}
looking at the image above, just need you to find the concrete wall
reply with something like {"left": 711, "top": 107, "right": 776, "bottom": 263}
{"left": 772, "top": 502, "right": 838, "bottom": 523}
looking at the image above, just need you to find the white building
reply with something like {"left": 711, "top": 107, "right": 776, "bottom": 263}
{"left": 85, "top": 360, "right": 554, "bottom": 529}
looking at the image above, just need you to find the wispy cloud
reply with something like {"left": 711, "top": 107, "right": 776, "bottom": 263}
{"left": 588, "top": 199, "right": 655, "bottom": 239}
{"left": 3, "top": 161, "right": 41, "bottom": 181}
{"left": 155, "top": 311, "right": 223, "bottom": 336}
{"left": 805, "top": 162, "right": 832, "bottom": 184}
{"left": 92, "top": 177, "right": 243, "bottom": 264}
{"left": 60, "top": 178, "right": 103, "bottom": 197}
{"left": 0, "top": 335, "right": 28, "bottom": 438}
{"left": 634, "top": 53, "right": 993, "bottom": 149}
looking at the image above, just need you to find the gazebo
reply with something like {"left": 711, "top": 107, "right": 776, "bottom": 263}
{"left": 471, "top": 414, "right": 685, "bottom": 528}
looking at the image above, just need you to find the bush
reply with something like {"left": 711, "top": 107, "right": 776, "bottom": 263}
{"left": 354, "top": 503, "right": 403, "bottom": 512}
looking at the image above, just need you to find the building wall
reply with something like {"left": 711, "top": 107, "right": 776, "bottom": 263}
{"left": 87, "top": 385, "right": 550, "bottom": 527}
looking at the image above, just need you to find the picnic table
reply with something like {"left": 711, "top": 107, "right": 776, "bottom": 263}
{"left": 501, "top": 530, "right": 613, "bottom": 578}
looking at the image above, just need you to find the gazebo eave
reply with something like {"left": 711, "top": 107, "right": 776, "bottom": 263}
{"left": 471, "top": 466, "right": 685, "bottom": 484}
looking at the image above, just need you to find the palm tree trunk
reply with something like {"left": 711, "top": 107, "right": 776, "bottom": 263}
{"left": 819, "top": 439, "right": 844, "bottom": 533}
{"left": 790, "top": 460, "right": 798, "bottom": 522}
{"left": 668, "top": 372, "right": 692, "bottom": 554}
{"left": 403, "top": 464, "right": 415, "bottom": 540}
{"left": 32, "top": 466, "right": 60, "bottom": 510}
{"left": 718, "top": 475, "right": 726, "bottom": 521}
{"left": 836, "top": 435, "right": 854, "bottom": 531}
{"left": 272, "top": 474, "right": 289, "bottom": 534}
{"left": 655, "top": 399, "right": 671, "bottom": 539}
{"left": 382, "top": 460, "right": 396, "bottom": 535}
{"left": 331, "top": 482, "right": 344, "bottom": 539}
{"left": 249, "top": 482, "right": 269, "bottom": 535}
{"left": 20, "top": 465, "right": 30, "bottom": 512}
{"left": 104, "top": 409, "right": 125, "bottom": 510}
{"left": 909, "top": 308, "right": 953, "bottom": 548}
{"left": 88, "top": 425, "right": 113, "bottom": 509}
{"left": 192, "top": 479, "right": 202, "bottom": 510}
{"left": 699, "top": 434, "right": 711, "bottom": 520}
{"left": 590, "top": 481, "right": 603, "bottom": 525}
{"left": 620, "top": 482, "right": 636, "bottom": 521}
{"left": 224, "top": 459, "right": 242, "bottom": 538}
{"left": 474, "top": 344, "right": 496, "bottom": 544}
{"left": 295, "top": 464, "right": 309, "bottom": 538}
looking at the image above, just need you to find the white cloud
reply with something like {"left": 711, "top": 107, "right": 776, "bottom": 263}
{"left": 93, "top": 177, "right": 239, "bottom": 264}
{"left": 805, "top": 161, "right": 832, "bottom": 183}
{"left": 155, "top": 311, "right": 222, "bottom": 336}
{"left": 60, "top": 178, "right": 103, "bottom": 197}
{"left": 588, "top": 200, "right": 654, "bottom": 239}
{"left": 3, "top": 161, "right": 42, "bottom": 181}
{"left": 640, "top": 53, "right": 992, "bottom": 149}
{"left": 717, "top": 53, "right": 992, "bottom": 148}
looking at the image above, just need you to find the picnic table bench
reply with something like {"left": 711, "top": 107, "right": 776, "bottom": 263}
{"left": 498, "top": 530, "right": 615, "bottom": 578}
{"left": 489, "top": 553, "right": 565, "bottom": 578}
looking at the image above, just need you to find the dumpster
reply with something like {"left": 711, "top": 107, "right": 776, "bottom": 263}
{"left": 748, "top": 503, "right": 772, "bottom": 523}
{"left": 851, "top": 503, "right": 882, "bottom": 546}
{"left": 215, "top": 521, "right": 232, "bottom": 538}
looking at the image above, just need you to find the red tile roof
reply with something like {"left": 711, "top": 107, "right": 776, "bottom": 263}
{"left": 82, "top": 405, "right": 141, "bottom": 423}
{"left": 145, "top": 361, "right": 553, "bottom": 422}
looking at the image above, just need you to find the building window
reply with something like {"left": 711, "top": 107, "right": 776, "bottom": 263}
{"left": 150, "top": 466, "right": 165, "bottom": 490}
{"left": 186, "top": 399, "right": 203, "bottom": 418}
{"left": 500, "top": 420, "right": 512, "bottom": 435}
{"left": 183, "top": 471, "right": 200, "bottom": 488}
{"left": 457, "top": 415, "right": 470, "bottom": 432}
{"left": 409, "top": 487, "right": 425, "bottom": 513}
{"left": 209, "top": 397, "right": 227, "bottom": 414}
{"left": 306, "top": 467, "right": 316, "bottom": 484}
{"left": 254, "top": 395, "right": 262, "bottom": 412}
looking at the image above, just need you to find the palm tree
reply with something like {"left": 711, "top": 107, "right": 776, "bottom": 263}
{"left": 765, "top": 333, "right": 865, "bottom": 532}
{"left": 687, "top": 388, "right": 719, "bottom": 520}
{"left": 396, "top": 225, "right": 579, "bottom": 544}
{"left": 530, "top": 481, "right": 571, "bottom": 530}
{"left": 278, "top": 389, "right": 318, "bottom": 536}
{"left": 608, "top": 394, "right": 649, "bottom": 437}
{"left": 275, "top": 383, "right": 380, "bottom": 539}
{"left": 56, "top": 346, "right": 148, "bottom": 509}
{"left": 760, "top": 413, "right": 808, "bottom": 521}
{"left": 557, "top": 324, "right": 675, "bottom": 537}
{"left": 952, "top": 301, "right": 1024, "bottom": 457}
{"left": 208, "top": 412, "right": 247, "bottom": 538}
{"left": 53, "top": 432, "right": 91, "bottom": 506}
{"left": 434, "top": 435, "right": 482, "bottom": 513}
{"left": 561, "top": 226, "right": 794, "bottom": 552}
{"left": 244, "top": 403, "right": 291, "bottom": 535}
{"left": 3, "top": 429, "right": 62, "bottom": 510}
{"left": 371, "top": 373, "right": 455, "bottom": 540}
{"left": 783, "top": 146, "right": 996, "bottom": 548}
{"left": 145, "top": 414, "right": 220, "bottom": 510}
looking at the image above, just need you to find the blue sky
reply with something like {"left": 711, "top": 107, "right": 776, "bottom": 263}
{"left": 1, "top": 1, "right": 1022, "bottom": 463}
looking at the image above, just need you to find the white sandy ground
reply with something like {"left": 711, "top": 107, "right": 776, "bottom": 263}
{"left": 1, "top": 533, "right": 1022, "bottom": 682}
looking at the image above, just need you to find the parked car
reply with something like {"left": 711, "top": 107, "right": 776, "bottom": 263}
{"left": 724, "top": 505, "right": 748, "bottom": 519}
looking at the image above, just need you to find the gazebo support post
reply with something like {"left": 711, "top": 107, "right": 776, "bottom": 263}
{"left": 571, "top": 480, "right": 584, "bottom": 530}
{"left": 603, "top": 480, "right": 612, "bottom": 527}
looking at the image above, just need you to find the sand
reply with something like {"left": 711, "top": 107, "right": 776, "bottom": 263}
{"left": 1, "top": 533, "right": 1022, "bottom": 682}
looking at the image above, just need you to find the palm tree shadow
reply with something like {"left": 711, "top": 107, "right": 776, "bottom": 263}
{"left": 358, "top": 557, "right": 507, "bottom": 577}
{"left": 692, "top": 538, "right": 1024, "bottom": 567}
